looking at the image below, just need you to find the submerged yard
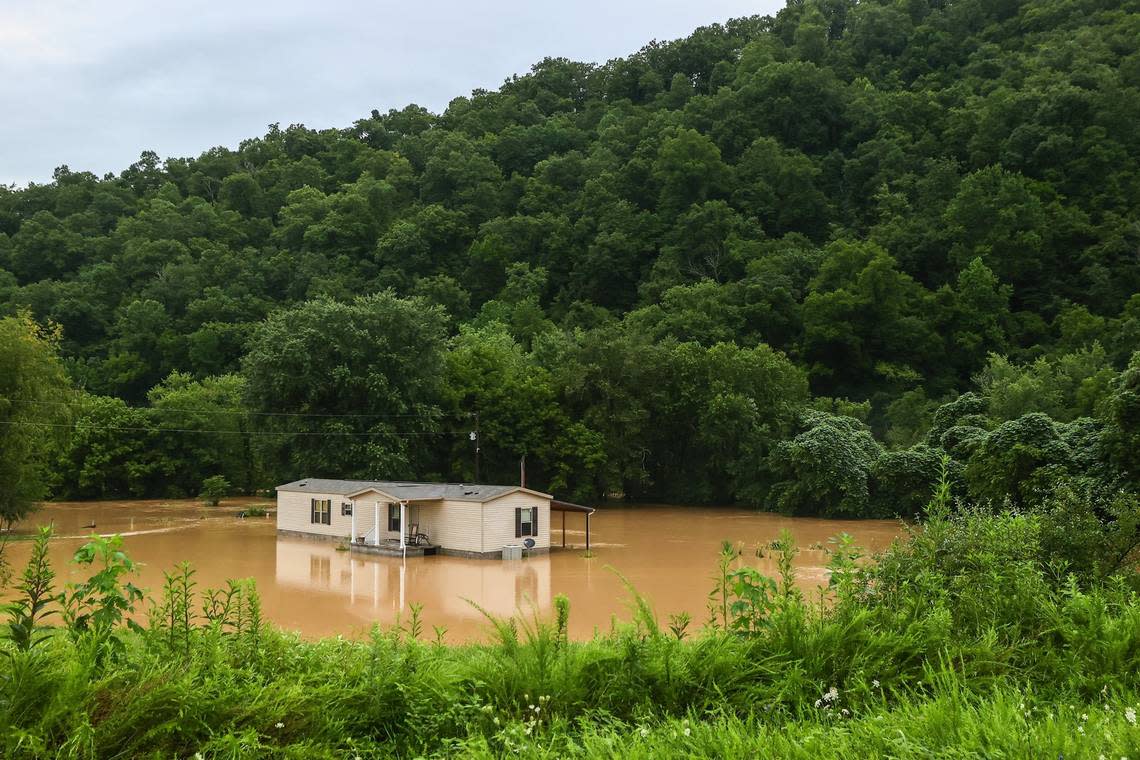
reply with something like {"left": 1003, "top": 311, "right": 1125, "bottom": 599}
{"left": 5, "top": 500, "right": 901, "bottom": 641}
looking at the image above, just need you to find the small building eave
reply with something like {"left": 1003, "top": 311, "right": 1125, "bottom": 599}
{"left": 551, "top": 500, "right": 596, "bottom": 514}
{"left": 344, "top": 487, "right": 443, "bottom": 503}
{"left": 482, "top": 486, "right": 554, "bottom": 503}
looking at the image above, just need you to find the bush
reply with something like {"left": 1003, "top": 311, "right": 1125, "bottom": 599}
{"left": 199, "top": 475, "right": 230, "bottom": 506}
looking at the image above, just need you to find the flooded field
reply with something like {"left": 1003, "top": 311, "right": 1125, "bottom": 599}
{"left": 4, "top": 500, "right": 904, "bottom": 642}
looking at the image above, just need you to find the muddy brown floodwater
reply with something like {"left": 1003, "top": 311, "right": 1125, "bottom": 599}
{"left": 4, "top": 500, "right": 904, "bottom": 643}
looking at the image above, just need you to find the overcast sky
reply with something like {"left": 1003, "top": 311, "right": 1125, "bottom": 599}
{"left": 0, "top": 0, "right": 784, "bottom": 187}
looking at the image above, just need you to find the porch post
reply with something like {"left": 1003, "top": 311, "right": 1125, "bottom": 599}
{"left": 399, "top": 501, "right": 407, "bottom": 550}
{"left": 562, "top": 510, "right": 566, "bottom": 548}
{"left": 373, "top": 502, "right": 380, "bottom": 546}
{"left": 585, "top": 512, "right": 590, "bottom": 553}
{"left": 350, "top": 500, "right": 357, "bottom": 543}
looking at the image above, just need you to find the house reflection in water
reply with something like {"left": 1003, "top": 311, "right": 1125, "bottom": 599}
{"left": 274, "top": 536, "right": 552, "bottom": 627}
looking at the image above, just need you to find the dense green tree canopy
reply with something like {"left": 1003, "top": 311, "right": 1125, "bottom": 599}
{"left": 241, "top": 293, "right": 448, "bottom": 480}
{"left": 0, "top": 315, "right": 71, "bottom": 524}
{"left": 1, "top": 0, "right": 1138, "bottom": 516}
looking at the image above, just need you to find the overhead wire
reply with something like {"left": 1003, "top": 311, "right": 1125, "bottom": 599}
{"left": 0, "top": 420, "right": 474, "bottom": 438}
{"left": 0, "top": 396, "right": 476, "bottom": 421}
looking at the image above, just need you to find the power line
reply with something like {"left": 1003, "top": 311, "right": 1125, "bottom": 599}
{"left": 0, "top": 397, "right": 467, "bottom": 421}
{"left": 0, "top": 420, "right": 474, "bottom": 438}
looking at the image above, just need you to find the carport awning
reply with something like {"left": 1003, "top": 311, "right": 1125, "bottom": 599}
{"left": 551, "top": 500, "right": 595, "bottom": 550}
{"left": 551, "top": 500, "right": 595, "bottom": 514}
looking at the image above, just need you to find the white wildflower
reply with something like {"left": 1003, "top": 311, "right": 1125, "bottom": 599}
{"left": 683, "top": 727, "right": 691, "bottom": 736}
{"left": 872, "top": 679, "right": 880, "bottom": 688}
{"left": 639, "top": 727, "right": 649, "bottom": 738}
{"left": 1081, "top": 713, "right": 1089, "bottom": 722}
{"left": 1125, "top": 707, "right": 1136, "bottom": 726}
{"left": 815, "top": 699, "right": 822, "bottom": 708}
{"left": 841, "top": 708, "right": 850, "bottom": 717}
{"left": 274, "top": 722, "right": 284, "bottom": 729}
{"left": 1078, "top": 726, "right": 1085, "bottom": 734}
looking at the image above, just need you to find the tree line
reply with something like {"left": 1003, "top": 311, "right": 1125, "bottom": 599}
{"left": 1, "top": 0, "right": 1139, "bottom": 521}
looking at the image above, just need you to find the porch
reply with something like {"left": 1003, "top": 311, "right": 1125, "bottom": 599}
{"left": 349, "top": 539, "right": 439, "bottom": 557}
{"left": 345, "top": 495, "right": 437, "bottom": 554}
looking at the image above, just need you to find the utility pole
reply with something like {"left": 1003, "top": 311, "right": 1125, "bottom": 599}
{"left": 470, "top": 411, "right": 480, "bottom": 482}
{"left": 520, "top": 452, "right": 526, "bottom": 488}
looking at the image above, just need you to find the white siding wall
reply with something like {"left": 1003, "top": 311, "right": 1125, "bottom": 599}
{"left": 350, "top": 499, "right": 381, "bottom": 541}
{"left": 418, "top": 501, "right": 486, "bottom": 553}
{"left": 277, "top": 490, "right": 356, "bottom": 538}
{"left": 277, "top": 491, "right": 389, "bottom": 540}
{"left": 482, "top": 492, "right": 551, "bottom": 552}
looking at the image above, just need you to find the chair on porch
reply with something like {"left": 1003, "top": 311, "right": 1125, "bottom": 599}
{"left": 406, "top": 523, "right": 430, "bottom": 546}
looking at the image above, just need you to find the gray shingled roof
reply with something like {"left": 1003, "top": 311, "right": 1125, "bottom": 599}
{"left": 274, "top": 478, "right": 550, "bottom": 502}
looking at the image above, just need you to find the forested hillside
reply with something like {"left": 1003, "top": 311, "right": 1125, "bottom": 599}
{"left": 2, "top": 0, "right": 1139, "bottom": 515}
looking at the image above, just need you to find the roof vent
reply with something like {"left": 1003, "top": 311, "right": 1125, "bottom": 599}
{"left": 299, "top": 481, "right": 308, "bottom": 487}
{"left": 464, "top": 490, "right": 477, "bottom": 495}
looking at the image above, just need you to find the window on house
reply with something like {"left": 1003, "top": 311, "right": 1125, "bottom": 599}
{"left": 341, "top": 502, "right": 353, "bottom": 517}
{"left": 310, "top": 498, "right": 331, "bottom": 525}
{"left": 516, "top": 506, "right": 538, "bottom": 538}
{"left": 388, "top": 502, "right": 401, "bottom": 532}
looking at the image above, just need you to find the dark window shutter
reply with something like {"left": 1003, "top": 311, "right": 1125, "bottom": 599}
{"left": 311, "top": 498, "right": 317, "bottom": 524}
{"left": 324, "top": 501, "right": 331, "bottom": 525}
{"left": 532, "top": 506, "right": 539, "bottom": 537}
{"left": 515, "top": 508, "right": 522, "bottom": 538}
{"left": 389, "top": 503, "right": 401, "bottom": 532}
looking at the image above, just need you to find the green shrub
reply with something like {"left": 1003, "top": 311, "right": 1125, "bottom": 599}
{"left": 199, "top": 475, "right": 230, "bottom": 506}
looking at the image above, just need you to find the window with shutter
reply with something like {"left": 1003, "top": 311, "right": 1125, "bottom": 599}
{"left": 311, "top": 499, "right": 331, "bottom": 525}
{"left": 518, "top": 507, "right": 535, "bottom": 537}
{"left": 388, "top": 503, "right": 401, "bottom": 532}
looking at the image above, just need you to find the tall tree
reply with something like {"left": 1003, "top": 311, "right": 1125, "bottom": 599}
{"left": 0, "top": 314, "right": 72, "bottom": 526}
{"left": 241, "top": 292, "right": 448, "bottom": 483}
